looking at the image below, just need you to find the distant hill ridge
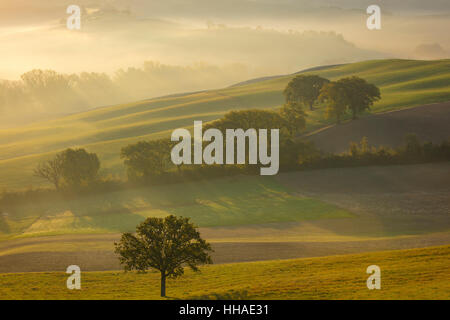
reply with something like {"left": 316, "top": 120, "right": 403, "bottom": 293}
{"left": 229, "top": 63, "right": 345, "bottom": 88}
{"left": 0, "top": 59, "right": 449, "bottom": 189}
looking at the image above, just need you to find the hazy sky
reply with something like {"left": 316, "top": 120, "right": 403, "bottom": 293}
{"left": 0, "top": 0, "right": 448, "bottom": 84}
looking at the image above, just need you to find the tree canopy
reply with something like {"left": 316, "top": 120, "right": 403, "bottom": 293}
{"left": 60, "top": 148, "right": 100, "bottom": 188}
{"left": 121, "top": 140, "right": 172, "bottom": 181}
{"left": 34, "top": 148, "right": 100, "bottom": 189}
{"left": 114, "top": 215, "right": 213, "bottom": 297}
{"left": 338, "top": 76, "right": 380, "bottom": 119}
{"left": 205, "top": 109, "right": 287, "bottom": 132}
{"left": 284, "top": 74, "right": 330, "bottom": 110}
{"left": 319, "top": 76, "right": 380, "bottom": 123}
{"left": 280, "top": 101, "right": 306, "bottom": 136}
{"left": 318, "top": 81, "right": 349, "bottom": 124}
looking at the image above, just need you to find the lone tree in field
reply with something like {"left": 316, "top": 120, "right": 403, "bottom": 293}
{"left": 284, "top": 74, "right": 330, "bottom": 111}
{"left": 114, "top": 215, "right": 213, "bottom": 297}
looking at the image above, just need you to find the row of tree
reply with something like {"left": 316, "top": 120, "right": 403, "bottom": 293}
{"left": 36, "top": 74, "right": 446, "bottom": 190}
{"left": 299, "top": 134, "right": 450, "bottom": 170}
{"left": 120, "top": 108, "right": 308, "bottom": 183}
{"left": 116, "top": 134, "right": 450, "bottom": 299}
{"left": 0, "top": 70, "right": 125, "bottom": 117}
{"left": 31, "top": 132, "right": 450, "bottom": 194}
{"left": 0, "top": 62, "right": 251, "bottom": 120}
{"left": 284, "top": 74, "right": 381, "bottom": 123}
{"left": 32, "top": 104, "right": 309, "bottom": 188}
{"left": 118, "top": 74, "right": 380, "bottom": 182}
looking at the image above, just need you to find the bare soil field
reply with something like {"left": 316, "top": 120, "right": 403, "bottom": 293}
{"left": 307, "top": 101, "right": 450, "bottom": 153}
{"left": 0, "top": 232, "right": 448, "bottom": 273}
{"left": 0, "top": 162, "right": 448, "bottom": 273}
{"left": 277, "top": 162, "right": 450, "bottom": 216}
{"left": 277, "top": 162, "right": 450, "bottom": 236}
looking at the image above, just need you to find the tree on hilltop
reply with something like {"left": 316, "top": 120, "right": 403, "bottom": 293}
{"left": 338, "top": 76, "right": 380, "bottom": 119}
{"left": 284, "top": 74, "right": 330, "bottom": 111}
{"left": 318, "top": 81, "right": 349, "bottom": 124}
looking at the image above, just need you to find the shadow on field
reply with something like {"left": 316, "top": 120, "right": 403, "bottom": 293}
{"left": 0, "top": 232, "right": 449, "bottom": 273}
{"left": 276, "top": 162, "right": 450, "bottom": 238}
{"left": 65, "top": 202, "right": 146, "bottom": 233}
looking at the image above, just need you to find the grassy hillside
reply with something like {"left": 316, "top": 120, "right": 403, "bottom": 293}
{"left": 0, "top": 162, "right": 448, "bottom": 274}
{"left": 0, "top": 245, "right": 448, "bottom": 299}
{"left": 1, "top": 59, "right": 449, "bottom": 189}
{"left": 0, "top": 176, "right": 353, "bottom": 239}
{"left": 307, "top": 101, "right": 450, "bottom": 153}
{"left": 2, "top": 161, "right": 449, "bottom": 241}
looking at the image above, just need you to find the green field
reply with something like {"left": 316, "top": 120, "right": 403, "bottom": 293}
{"left": 0, "top": 59, "right": 449, "bottom": 299}
{"left": 1, "top": 162, "right": 447, "bottom": 274}
{"left": 1, "top": 59, "right": 449, "bottom": 190}
{"left": 0, "top": 176, "right": 353, "bottom": 239}
{"left": 0, "top": 245, "right": 448, "bottom": 300}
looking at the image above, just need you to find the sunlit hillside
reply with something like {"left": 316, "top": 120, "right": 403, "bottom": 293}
{"left": 0, "top": 176, "right": 353, "bottom": 239}
{"left": 1, "top": 245, "right": 448, "bottom": 300}
{"left": 1, "top": 59, "right": 449, "bottom": 189}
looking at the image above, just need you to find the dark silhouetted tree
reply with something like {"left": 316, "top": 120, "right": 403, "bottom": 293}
{"left": 280, "top": 101, "right": 306, "bottom": 136}
{"left": 121, "top": 140, "right": 172, "bottom": 181}
{"left": 284, "top": 74, "right": 330, "bottom": 111}
{"left": 34, "top": 154, "right": 64, "bottom": 190}
{"left": 318, "top": 81, "right": 349, "bottom": 124}
{"left": 60, "top": 148, "right": 100, "bottom": 188}
{"left": 21, "top": 69, "right": 83, "bottom": 112}
{"left": 114, "top": 215, "right": 213, "bottom": 297}
{"left": 338, "top": 76, "right": 380, "bottom": 119}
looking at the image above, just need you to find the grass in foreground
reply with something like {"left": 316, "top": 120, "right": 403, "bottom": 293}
{"left": 0, "top": 245, "right": 448, "bottom": 300}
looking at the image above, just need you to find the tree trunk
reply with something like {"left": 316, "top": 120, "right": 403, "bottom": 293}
{"left": 160, "top": 273, "right": 166, "bottom": 297}
{"left": 54, "top": 179, "right": 60, "bottom": 190}
{"left": 309, "top": 101, "right": 314, "bottom": 111}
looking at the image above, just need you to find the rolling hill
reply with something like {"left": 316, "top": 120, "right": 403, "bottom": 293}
{"left": 0, "top": 176, "right": 353, "bottom": 239}
{"left": 307, "top": 101, "right": 450, "bottom": 153}
{"left": 1, "top": 59, "right": 449, "bottom": 190}
{"left": 0, "top": 59, "right": 449, "bottom": 281}
{"left": 0, "top": 162, "right": 448, "bottom": 272}
{"left": 0, "top": 245, "right": 448, "bottom": 299}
